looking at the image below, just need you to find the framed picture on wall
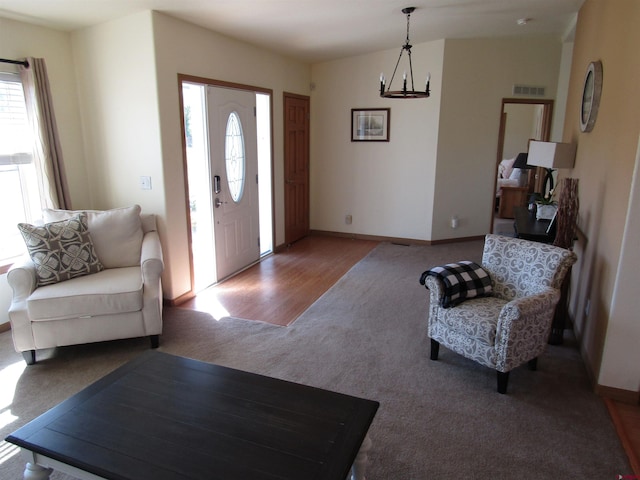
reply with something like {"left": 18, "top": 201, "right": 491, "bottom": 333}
{"left": 351, "top": 108, "right": 390, "bottom": 142}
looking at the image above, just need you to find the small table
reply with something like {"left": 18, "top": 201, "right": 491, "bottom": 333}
{"left": 6, "top": 351, "right": 379, "bottom": 480}
{"left": 513, "top": 206, "right": 554, "bottom": 243}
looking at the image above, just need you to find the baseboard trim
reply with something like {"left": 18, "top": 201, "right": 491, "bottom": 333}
{"left": 308, "top": 230, "right": 483, "bottom": 246}
{"left": 429, "top": 235, "right": 486, "bottom": 245}
{"left": 596, "top": 384, "right": 640, "bottom": 404}
{"left": 0, "top": 322, "right": 10, "bottom": 333}
{"left": 165, "top": 290, "right": 195, "bottom": 307}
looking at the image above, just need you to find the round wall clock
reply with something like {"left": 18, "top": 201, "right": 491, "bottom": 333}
{"left": 580, "top": 60, "right": 603, "bottom": 132}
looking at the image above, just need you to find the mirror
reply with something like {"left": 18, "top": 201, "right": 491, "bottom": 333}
{"left": 492, "top": 98, "right": 554, "bottom": 233}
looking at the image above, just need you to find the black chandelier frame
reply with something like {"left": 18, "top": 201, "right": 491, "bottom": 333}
{"left": 379, "top": 7, "right": 430, "bottom": 99}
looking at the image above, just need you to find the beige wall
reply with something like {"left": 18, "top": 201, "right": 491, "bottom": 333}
{"left": 151, "top": 12, "right": 310, "bottom": 299}
{"left": 561, "top": 0, "right": 640, "bottom": 392}
{"left": 502, "top": 104, "right": 543, "bottom": 159}
{"left": 310, "top": 35, "right": 563, "bottom": 243}
{"left": 310, "top": 41, "right": 444, "bottom": 240}
{"left": 433, "top": 36, "right": 562, "bottom": 240}
{"left": 72, "top": 11, "right": 311, "bottom": 300}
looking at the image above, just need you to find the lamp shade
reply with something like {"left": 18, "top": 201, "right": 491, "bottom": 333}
{"left": 527, "top": 141, "right": 576, "bottom": 169}
{"left": 512, "top": 152, "right": 534, "bottom": 169}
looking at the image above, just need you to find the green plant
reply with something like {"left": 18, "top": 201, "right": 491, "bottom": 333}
{"left": 533, "top": 191, "right": 556, "bottom": 205}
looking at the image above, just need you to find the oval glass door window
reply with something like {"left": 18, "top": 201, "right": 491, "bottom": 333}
{"left": 225, "top": 111, "right": 245, "bottom": 202}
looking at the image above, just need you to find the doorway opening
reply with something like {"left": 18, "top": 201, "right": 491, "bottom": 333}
{"left": 492, "top": 98, "right": 553, "bottom": 234}
{"left": 180, "top": 77, "right": 273, "bottom": 294}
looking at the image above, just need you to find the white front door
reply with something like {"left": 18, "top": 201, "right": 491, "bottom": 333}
{"left": 207, "top": 86, "right": 260, "bottom": 281}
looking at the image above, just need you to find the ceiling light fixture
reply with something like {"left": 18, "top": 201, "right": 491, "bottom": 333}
{"left": 380, "top": 7, "right": 430, "bottom": 99}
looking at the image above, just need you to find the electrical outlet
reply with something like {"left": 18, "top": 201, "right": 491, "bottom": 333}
{"left": 345, "top": 214, "right": 352, "bottom": 225}
{"left": 139, "top": 176, "right": 152, "bottom": 190}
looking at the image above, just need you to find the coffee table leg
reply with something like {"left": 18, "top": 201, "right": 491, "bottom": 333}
{"left": 23, "top": 462, "right": 53, "bottom": 480}
{"left": 349, "top": 434, "right": 373, "bottom": 480}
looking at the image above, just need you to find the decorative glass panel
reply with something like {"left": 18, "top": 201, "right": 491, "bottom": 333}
{"left": 225, "top": 112, "right": 245, "bottom": 203}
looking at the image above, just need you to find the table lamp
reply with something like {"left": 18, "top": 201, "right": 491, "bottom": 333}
{"left": 512, "top": 152, "right": 535, "bottom": 187}
{"left": 527, "top": 141, "right": 576, "bottom": 197}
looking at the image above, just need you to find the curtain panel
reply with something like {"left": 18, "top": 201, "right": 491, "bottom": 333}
{"left": 20, "top": 57, "right": 71, "bottom": 210}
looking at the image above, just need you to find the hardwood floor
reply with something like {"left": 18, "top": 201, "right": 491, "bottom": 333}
{"left": 181, "top": 234, "right": 378, "bottom": 326}
{"left": 607, "top": 399, "right": 640, "bottom": 475}
{"left": 180, "top": 234, "right": 640, "bottom": 474}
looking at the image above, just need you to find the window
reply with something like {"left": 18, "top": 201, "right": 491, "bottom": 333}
{"left": 0, "top": 72, "right": 43, "bottom": 270}
{"left": 224, "top": 111, "right": 245, "bottom": 203}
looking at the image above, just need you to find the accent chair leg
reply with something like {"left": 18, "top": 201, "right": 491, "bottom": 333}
{"left": 430, "top": 339, "right": 440, "bottom": 361}
{"left": 528, "top": 358, "right": 538, "bottom": 371}
{"left": 150, "top": 335, "right": 159, "bottom": 349}
{"left": 22, "top": 350, "right": 36, "bottom": 365}
{"left": 497, "top": 371, "right": 509, "bottom": 394}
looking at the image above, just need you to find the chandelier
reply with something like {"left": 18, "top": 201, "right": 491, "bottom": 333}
{"left": 379, "top": 7, "right": 430, "bottom": 99}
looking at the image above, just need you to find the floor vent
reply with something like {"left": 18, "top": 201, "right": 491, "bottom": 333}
{"left": 512, "top": 85, "right": 546, "bottom": 96}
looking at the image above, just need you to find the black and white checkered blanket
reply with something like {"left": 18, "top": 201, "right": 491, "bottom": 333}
{"left": 419, "top": 261, "right": 492, "bottom": 308}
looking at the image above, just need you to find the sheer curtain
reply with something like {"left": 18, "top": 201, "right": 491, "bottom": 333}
{"left": 19, "top": 57, "right": 71, "bottom": 210}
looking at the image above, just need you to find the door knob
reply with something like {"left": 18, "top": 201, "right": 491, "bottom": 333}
{"left": 214, "top": 198, "right": 226, "bottom": 208}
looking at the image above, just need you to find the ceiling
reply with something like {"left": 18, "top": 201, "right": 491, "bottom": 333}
{"left": 0, "top": 0, "right": 584, "bottom": 63}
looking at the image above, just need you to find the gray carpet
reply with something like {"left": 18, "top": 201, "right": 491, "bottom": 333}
{"left": 0, "top": 240, "right": 631, "bottom": 479}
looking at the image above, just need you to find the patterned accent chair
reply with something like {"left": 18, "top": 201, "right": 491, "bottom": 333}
{"left": 423, "top": 234, "right": 577, "bottom": 394}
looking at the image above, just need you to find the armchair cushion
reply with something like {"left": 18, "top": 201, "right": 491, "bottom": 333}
{"left": 420, "top": 261, "right": 492, "bottom": 307}
{"left": 17, "top": 213, "right": 104, "bottom": 287}
{"left": 27, "top": 267, "right": 143, "bottom": 321}
{"left": 43, "top": 205, "right": 143, "bottom": 268}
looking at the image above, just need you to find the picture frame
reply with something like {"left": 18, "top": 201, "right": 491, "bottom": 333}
{"left": 351, "top": 108, "right": 390, "bottom": 142}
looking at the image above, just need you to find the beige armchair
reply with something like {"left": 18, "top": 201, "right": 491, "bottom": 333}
{"left": 7, "top": 205, "right": 163, "bottom": 365}
{"left": 421, "top": 234, "right": 576, "bottom": 394}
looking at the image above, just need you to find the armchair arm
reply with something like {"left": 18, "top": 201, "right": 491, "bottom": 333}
{"left": 7, "top": 256, "right": 38, "bottom": 352}
{"left": 423, "top": 275, "right": 445, "bottom": 304}
{"left": 494, "top": 286, "right": 560, "bottom": 372}
{"left": 7, "top": 256, "right": 37, "bottom": 303}
{"left": 140, "top": 230, "right": 164, "bottom": 336}
{"left": 423, "top": 276, "right": 446, "bottom": 332}
{"left": 140, "top": 230, "right": 164, "bottom": 281}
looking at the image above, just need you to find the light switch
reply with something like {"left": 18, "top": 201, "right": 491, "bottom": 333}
{"left": 140, "top": 176, "right": 152, "bottom": 190}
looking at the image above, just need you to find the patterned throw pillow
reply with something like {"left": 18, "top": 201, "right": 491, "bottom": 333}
{"left": 18, "top": 213, "right": 104, "bottom": 286}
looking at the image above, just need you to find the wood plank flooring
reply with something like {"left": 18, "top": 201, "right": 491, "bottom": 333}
{"left": 180, "top": 234, "right": 640, "bottom": 474}
{"left": 607, "top": 399, "right": 640, "bottom": 475}
{"left": 181, "top": 234, "right": 378, "bottom": 326}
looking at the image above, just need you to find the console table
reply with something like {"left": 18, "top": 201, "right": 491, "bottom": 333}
{"left": 513, "top": 206, "right": 554, "bottom": 243}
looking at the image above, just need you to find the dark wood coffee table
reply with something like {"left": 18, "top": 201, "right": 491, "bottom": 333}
{"left": 6, "top": 351, "right": 379, "bottom": 480}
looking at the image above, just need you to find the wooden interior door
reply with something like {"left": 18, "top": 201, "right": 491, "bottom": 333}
{"left": 284, "top": 93, "right": 310, "bottom": 244}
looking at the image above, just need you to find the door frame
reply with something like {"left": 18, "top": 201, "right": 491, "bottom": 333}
{"left": 178, "top": 74, "right": 275, "bottom": 297}
{"left": 492, "top": 98, "right": 554, "bottom": 232}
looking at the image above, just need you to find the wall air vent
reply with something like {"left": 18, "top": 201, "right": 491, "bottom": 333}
{"left": 512, "top": 85, "right": 546, "bottom": 96}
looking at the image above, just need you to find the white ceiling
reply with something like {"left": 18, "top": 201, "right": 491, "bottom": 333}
{"left": 0, "top": 0, "right": 583, "bottom": 63}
